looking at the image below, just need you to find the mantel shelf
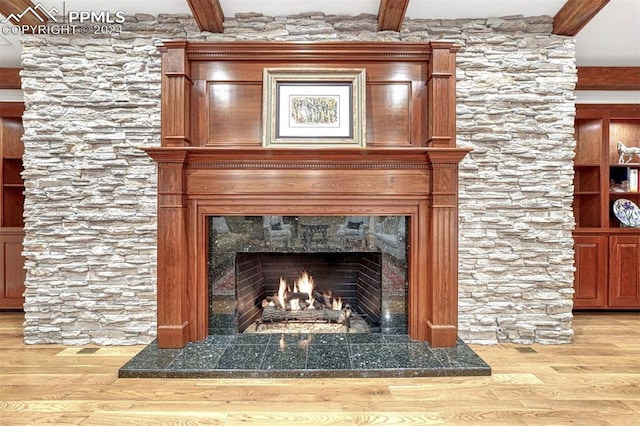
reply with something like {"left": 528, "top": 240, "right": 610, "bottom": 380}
{"left": 145, "top": 146, "right": 473, "bottom": 166}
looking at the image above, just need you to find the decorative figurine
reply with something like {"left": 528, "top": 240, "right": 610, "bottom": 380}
{"left": 617, "top": 141, "right": 640, "bottom": 163}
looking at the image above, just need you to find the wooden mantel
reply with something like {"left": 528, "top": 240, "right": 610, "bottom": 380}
{"left": 147, "top": 41, "right": 468, "bottom": 348}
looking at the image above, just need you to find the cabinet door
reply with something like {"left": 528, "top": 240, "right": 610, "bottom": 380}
{"left": 609, "top": 236, "right": 640, "bottom": 308}
{"left": 573, "top": 235, "right": 608, "bottom": 308}
{"left": 0, "top": 230, "right": 25, "bottom": 309}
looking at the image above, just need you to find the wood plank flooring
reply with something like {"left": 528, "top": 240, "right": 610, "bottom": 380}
{"left": 1, "top": 311, "right": 638, "bottom": 425}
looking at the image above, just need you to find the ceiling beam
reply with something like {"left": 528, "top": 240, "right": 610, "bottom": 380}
{"left": 576, "top": 67, "right": 640, "bottom": 90}
{"left": 553, "top": 0, "right": 610, "bottom": 36}
{"left": 186, "top": 0, "right": 224, "bottom": 33}
{"left": 377, "top": 0, "right": 410, "bottom": 32}
{"left": 0, "top": 68, "right": 21, "bottom": 90}
{"left": 0, "top": 0, "right": 48, "bottom": 27}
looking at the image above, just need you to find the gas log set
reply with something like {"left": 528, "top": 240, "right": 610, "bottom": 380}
{"left": 258, "top": 272, "right": 353, "bottom": 330}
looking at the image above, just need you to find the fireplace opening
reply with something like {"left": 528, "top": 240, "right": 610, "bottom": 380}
{"left": 237, "top": 252, "right": 381, "bottom": 333}
{"left": 208, "top": 216, "right": 408, "bottom": 337}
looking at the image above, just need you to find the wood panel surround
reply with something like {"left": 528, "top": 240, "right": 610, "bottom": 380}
{"left": 145, "top": 41, "right": 469, "bottom": 349}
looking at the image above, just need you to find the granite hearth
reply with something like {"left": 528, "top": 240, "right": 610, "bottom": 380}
{"left": 119, "top": 334, "right": 490, "bottom": 378}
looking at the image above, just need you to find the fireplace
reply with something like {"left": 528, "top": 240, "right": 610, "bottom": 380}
{"left": 208, "top": 215, "right": 410, "bottom": 336}
{"left": 146, "top": 41, "right": 469, "bottom": 349}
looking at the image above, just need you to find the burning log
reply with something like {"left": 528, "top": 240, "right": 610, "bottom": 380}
{"left": 312, "top": 290, "right": 333, "bottom": 309}
{"left": 259, "top": 304, "right": 352, "bottom": 329}
{"left": 257, "top": 272, "right": 352, "bottom": 330}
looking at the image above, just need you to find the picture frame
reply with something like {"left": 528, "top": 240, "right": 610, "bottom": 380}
{"left": 262, "top": 68, "right": 366, "bottom": 148}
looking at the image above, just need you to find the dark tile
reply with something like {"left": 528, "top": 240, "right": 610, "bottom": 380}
{"left": 260, "top": 341, "right": 308, "bottom": 371}
{"left": 309, "top": 333, "right": 348, "bottom": 345}
{"left": 209, "top": 314, "right": 235, "bottom": 332}
{"left": 231, "top": 333, "right": 272, "bottom": 345}
{"left": 380, "top": 313, "right": 408, "bottom": 330}
{"left": 349, "top": 343, "right": 397, "bottom": 369}
{"left": 347, "top": 333, "right": 383, "bottom": 344}
{"left": 383, "top": 334, "right": 412, "bottom": 344}
{"left": 388, "top": 342, "right": 443, "bottom": 369}
{"left": 118, "top": 342, "right": 182, "bottom": 377}
{"left": 307, "top": 344, "right": 351, "bottom": 370}
{"left": 169, "top": 342, "right": 227, "bottom": 371}
{"left": 204, "top": 334, "right": 234, "bottom": 345}
{"left": 430, "top": 339, "right": 491, "bottom": 372}
{"left": 119, "top": 334, "right": 490, "bottom": 378}
{"left": 216, "top": 344, "right": 266, "bottom": 369}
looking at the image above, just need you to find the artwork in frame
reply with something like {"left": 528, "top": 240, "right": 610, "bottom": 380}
{"left": 262, "top": 68, "right": 366, "bottom": 148}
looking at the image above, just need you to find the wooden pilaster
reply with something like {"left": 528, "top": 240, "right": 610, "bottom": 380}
{"left": 427, "top": 43, "right": 459, "bottom": 147}
{"left": 152, "top": 151, "right": 190, "bottom": 348}
{"left": 424, "top": 149, "right": 469, "bottom": 347}
{"left": 159, "top": 42, "right": 192, "bottom": 148}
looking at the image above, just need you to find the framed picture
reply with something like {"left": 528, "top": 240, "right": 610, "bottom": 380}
{"left": 262, "top": 68, "right": 366, "bottom": 148}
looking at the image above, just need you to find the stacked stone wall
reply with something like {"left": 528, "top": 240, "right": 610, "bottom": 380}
{"left": 20, "top": 13, "right": 575, "bottom": 345}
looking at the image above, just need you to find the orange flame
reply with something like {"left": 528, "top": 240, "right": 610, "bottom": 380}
{"left": 275, "top": 272, "right": 316, "bottom": 311}
{"left": 332, "top": 296, "right": 342, "bottom": 310}
{"left": 277, "top": 278, "right": 287, "bottom": 310}
{"left": 296, "top": 271, "right": 315, "bottom": 309}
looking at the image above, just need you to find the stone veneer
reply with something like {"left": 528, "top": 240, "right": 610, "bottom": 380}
{"left": 19, "top": 12, "right": 576, "bottom": 345}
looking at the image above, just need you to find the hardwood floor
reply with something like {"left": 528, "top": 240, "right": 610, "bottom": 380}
{"left": 1, "top": 311, "right": 638, "bottom": 425}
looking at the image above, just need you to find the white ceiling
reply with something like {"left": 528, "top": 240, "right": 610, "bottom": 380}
{"left": 1, "top": 0, "right": 638, "bottom": 68}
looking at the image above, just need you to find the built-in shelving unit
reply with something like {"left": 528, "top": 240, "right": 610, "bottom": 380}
{"left": 573, "top": 104, "right": 640, "bottom": 309}
{"left": 0, "top": 107, "right": 25, "bottom": 310}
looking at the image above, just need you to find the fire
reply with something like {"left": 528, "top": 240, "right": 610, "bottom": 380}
{"left": 259, "top": 271, "right": 353, "bottom": 331}
{"left": 275, "top": 271, "right": 316, "bottom": 311}
{"left": 277, "top": 278, "right": 287, "bottom": 310}
{"left": 296, "top": 271, "right": 316, "bottom": 309}
{"left": 332, "top": 296, "right": 342, "bottom": 310}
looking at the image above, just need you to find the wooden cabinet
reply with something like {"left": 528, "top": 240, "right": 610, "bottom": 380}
{"left": 573, "top": 235, "right": 607, "bottom": 308}
{"left": 573, "top": 104, "right": 640, "bottom": 309}
{"left": 0, "top": 105, "right": 25, "bottom": 310}
{"left": 609, "top": 236, "right": 640, "bottom": 308}
{"left": 0, "top": 229, "right": 25, "bottom": 309}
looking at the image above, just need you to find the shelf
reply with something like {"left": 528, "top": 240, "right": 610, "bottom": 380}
{"left": 574, "top": 105, "right": 640, "bottom": 310}
{"left": 2, "top": 159, "right": 23, "bottom": 185}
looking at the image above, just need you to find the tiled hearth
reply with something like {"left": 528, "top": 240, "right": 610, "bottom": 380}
{"left": 119, "top": 333, "right": 490, "bottom": 378}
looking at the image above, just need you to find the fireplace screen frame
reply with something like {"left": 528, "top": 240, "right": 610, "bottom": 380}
{"left": 147, "top": 40, "right": 468, "bottom": 349}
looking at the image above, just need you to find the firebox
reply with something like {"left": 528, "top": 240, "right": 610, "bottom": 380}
{"left": 208, "top": 216, "right": 408, "bottom": 336}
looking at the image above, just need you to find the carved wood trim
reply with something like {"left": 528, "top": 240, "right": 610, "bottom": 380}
{"left": 577, "top": 67, "right": 640, "bottom": 90}
{"left": 165, "top": 41, "right": 439, "bottom": 62}
{"left": 186, "top": 0, "right": 224, "bottom": 33}
{"left": 377, "top": 0, "right": 410, "bottom": 32}
{"left": 553, "top": 0, "right": 610, "bottom": 36}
